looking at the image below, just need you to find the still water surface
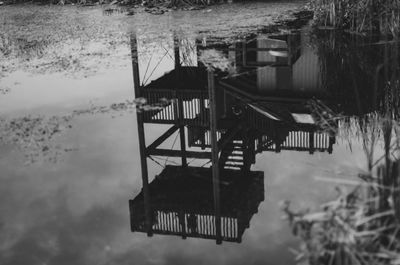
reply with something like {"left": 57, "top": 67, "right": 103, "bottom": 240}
{"left": 0, "top": 2, "right": 397, "bottom": 265}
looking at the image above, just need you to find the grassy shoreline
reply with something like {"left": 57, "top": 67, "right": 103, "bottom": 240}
{"left": 309, "top": 0, "right": 400, "bottom": 37}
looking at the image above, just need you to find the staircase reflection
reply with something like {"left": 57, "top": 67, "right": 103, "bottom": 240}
{"left": 129, "top": 30, "right": 338, "bottom": 244}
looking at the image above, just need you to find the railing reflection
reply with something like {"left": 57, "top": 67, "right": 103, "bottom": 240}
{"left": 130, "top": 166, "right": 264, "bottom": 243}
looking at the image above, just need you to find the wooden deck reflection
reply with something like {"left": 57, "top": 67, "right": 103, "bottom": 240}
{"left": 128, "top": 31, "right": 339, "bottom": 244}
{"left": 129, "top": 166, "right": 264, "bottom": 243}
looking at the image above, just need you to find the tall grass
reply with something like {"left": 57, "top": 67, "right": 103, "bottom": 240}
{"left": 282, "top": 113, "right": 400, "bottom": 265}
{"left": 310, "top": 0, "right": 400, "bottom": 36}
{"left": 309, "top": 29, "right": 400, "bottom": 119}
{"left": 283, "top": 27, "right": 400, "bottom": 264}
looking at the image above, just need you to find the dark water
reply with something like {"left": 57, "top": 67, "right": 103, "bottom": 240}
{"left": 0, "top": 3, "right": 399, "bottom": 265}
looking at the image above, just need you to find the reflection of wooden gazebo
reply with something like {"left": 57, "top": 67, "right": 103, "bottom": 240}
{"left": 129, "top": 166, "right": 264, "bottom": 243}
{"left": 129, "top": 32, "right": 338, "bottom": 244}
{"left": 132, "top": 31, "right": 335, "bottom": 153}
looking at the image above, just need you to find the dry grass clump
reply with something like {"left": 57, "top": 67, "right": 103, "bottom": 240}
{"left": 283, "top": 161, "right": 400, "bottom": 265}
{"left": 283, "top": 110, "right": 400, "bottom": 264}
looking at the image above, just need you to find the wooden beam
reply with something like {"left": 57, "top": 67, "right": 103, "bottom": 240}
{"left": 309, "top": 132, "right": 315, "bottom": 154}
{"left": 130, "top": 33, "right": 141, "bottom": 97}
{"left": 219, "top": 81, "right": 316, "bottom": 103}
{"left": 146, "top": 125, "right": 179, "bottom": 151}
{"left": 149, "top": 149, "right": 211, "bottom": 159}
{"left": 131, "top": 34, "right": 152, "bottom": 236}
{"left": 179, "top": 126, "right": 187, "bottom": 166}
{"left": 178, "top": 98, "right": 187, "bottom": 167}
{"left": 208, "top": 70, "right": 222, "bottom": 245}
{"left": 226, "top": 47, "right": 288, "bottom": 52}
{"left": 174, "top": 34, "right": 180, "bottom": 69}
{"left": 136, "top": 112, "right": 153, "bottom": 237}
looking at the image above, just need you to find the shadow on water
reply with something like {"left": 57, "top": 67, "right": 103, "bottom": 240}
{"left": 127, "top": 23, "right": 400, "bottom": 261}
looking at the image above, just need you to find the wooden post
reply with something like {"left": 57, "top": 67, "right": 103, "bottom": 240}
{"left": 178, "top": 211, "right": 187, "bottom": 239}
{"left": 130, "top": 33, "right": 141, "bottom": 97}
{"left": 208, "top": 70, "right": 222, "bottom": 245}
{"left": 179, "top": 123, "right": 188, "bottom": 167}
{"left": 242, "top": 41, "right": 246, "bottom": 66}
{"left": 200, "top": 94, "right": 206, "bottom": 149}
{"left": 328, "top": 136, "right": 335, "bottom": 154}
{"left": 137, "top": 112, "right": 153, "bottom": 237}
{"left": 243, "top": 135, "right": 251, "bottom": 172}
{"left": 176, "top": 91, "right": 187, "bottom": 166}
{"left": 275, "top": 143, "right": 281, "bottom": 153}
{"left": 131, "top": 32, "right": 152, "bottom": 237}
{"left": 249, "top": 135, "right": 256, "bottom": 164}
{"left": 174, "top": 34, "right": 180, "bottom": 69}
{"left": 257, "top": 135, "right": 263, "bottom": 150}
{"left": 237, "top": 212, "right": 244, "bottom": 243}
{"left": 309, "top": 131, "right": 315, "bottom": 154}
{"left": 173, "top": 34, "right": 187, "bottom": 167}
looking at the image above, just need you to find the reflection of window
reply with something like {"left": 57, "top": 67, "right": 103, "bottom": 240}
{"left": 256, "top": 38, "right": 288, "bottom": 64}
{"left": 241, "top": 38, "right": 290, "bottom": 67}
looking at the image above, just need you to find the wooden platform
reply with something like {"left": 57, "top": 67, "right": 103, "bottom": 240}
{"left": 129, "top": 166, "right": 264, "bottom": 243}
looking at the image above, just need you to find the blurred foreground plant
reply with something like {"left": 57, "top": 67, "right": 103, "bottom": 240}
{"left": 283, "top": 157, "right": 400, "bottom": 265}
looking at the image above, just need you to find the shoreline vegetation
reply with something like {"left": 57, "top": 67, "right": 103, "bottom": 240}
{"left": 283, "top": 114, "right": 400, "bottom": 265}
{"left": 281, "top": 25, "right": 400, "bottom": 263}
{"left": 309, "top": 0, "right": 400, "bottom": 37}
{"left": 0, "top": 0, "right": 236, "bottom": 11}
{"left": 1, "top": 0, "right": 399, "bottom": 38}
{"left": 0, "top": 0, "right": 310, "bottom": 17}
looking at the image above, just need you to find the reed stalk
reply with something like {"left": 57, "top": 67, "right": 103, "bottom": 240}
{"left": 310, "top": 0, "right": 400, "bottom": 36}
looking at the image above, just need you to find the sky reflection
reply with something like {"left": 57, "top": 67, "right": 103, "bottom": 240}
{"left": 0, "top": 3, "right": 398, "bottom": 265}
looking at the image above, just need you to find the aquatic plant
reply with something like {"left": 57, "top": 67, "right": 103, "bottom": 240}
{"left": 294, "top": 36, "right": 400, "bottom": 260}
{"left": 0, "top": 97, "right": 173, "bottom": 164}
{"left": 310, "top": 0, "right": 400, "bottom": 36}
{"left": 0, "top": 115, "right": 74, "bottom": 164}
{"left": 283, "top": 158, "right": 400, "bottom": 265}
{"left": 287, "top": 92, "right": 400, "bottom": 265}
